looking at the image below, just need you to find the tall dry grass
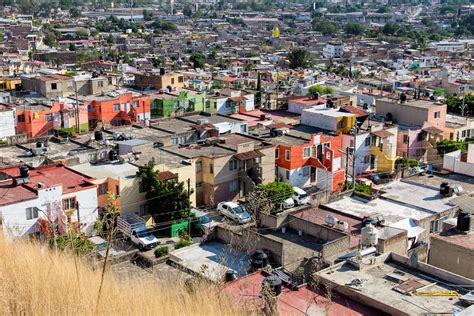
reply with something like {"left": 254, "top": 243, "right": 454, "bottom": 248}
{"left": 0, "top": 234, "right": 244, "bottom": 316}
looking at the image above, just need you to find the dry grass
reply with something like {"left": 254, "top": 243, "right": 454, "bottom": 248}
{"left": 0, "top": 234, "right": 245, "bottom": 316}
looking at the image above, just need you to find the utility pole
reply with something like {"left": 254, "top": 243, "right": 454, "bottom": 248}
{"left": 74, "top": 80, "right": 80, "bottom": 134}
{"left": 187, "top": 178, "right": 191, "bottom": 237}
{"left": 352, "top": 128, "right": 357, "bottom": 189}
{"left": 344, "top": 147, "right": 349, "bottom": 189}
{"left": 75, "top": 201, "right": 81, "bottom": 235}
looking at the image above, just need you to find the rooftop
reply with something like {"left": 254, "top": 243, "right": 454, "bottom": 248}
{"left": 431, "top": 228, "right": 474, "bottom": 251}
{"left": 70, "top": 162, "right": 138, "bottom": 180}
{"left": 302, "top": 107, "right": 356, "bottom": 118}
{"left": 316, "top": 252, "right": 474, "bottom": 315}
{"left": 378, "top": 97, "right": 444, "bottom": 109}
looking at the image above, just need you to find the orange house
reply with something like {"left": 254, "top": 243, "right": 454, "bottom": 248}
{"left": 16, "top": 101, "right": 88, "bottom": 138}
{"left": 274, "top": 132, "right": 345, "bottom": 192}
{"left": 83, "top": 92, "right": 151, "bottom": 129}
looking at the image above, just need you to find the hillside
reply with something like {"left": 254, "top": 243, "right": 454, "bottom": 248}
{"left": 0, "top": 234, "right": 243, "bottom": 316}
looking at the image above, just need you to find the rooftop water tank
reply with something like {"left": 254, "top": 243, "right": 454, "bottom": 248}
{"left": 250, "top": 250, "right": 268, "bottom": 269}
{"left": 361, "top": 224, "right": 379, "bottom": 247}
{"left": 94, "top": 130, "right": 103, "bottom": 141}
{"left": 262, "top": 275, "right": 282, "bottom": 296}
{"left": 457, "top": 211, "right": 472, "bottom": 232}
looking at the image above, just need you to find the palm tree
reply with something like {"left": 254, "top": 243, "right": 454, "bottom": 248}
{"left": 136, "top": 158, "right": 159, "bottom": 192}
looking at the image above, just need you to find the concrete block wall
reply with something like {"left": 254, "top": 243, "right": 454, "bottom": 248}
{"left": 321, "top": 235, "right": 351, "bottom": 261}
{"left": 288, "top": 215, "right": 347, "bottom": 241}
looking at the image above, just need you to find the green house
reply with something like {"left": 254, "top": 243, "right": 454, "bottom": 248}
{"left": 150, "top": 90, "right": 206, "bottom": 118}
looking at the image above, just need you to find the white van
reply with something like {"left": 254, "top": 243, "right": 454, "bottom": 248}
{"left": 292, "top": 187, "right": 310, "bottom": 205}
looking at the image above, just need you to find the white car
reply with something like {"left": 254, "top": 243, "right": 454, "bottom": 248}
{"left": 192, "top": 209, "right": 217, "bottom": 233}
{"left": 217, "top": 202, "right": 252, "bottom": 224}
{"left": 281, "top": 197, "right": 295, "bottom": 209}
{"left": 293, "top": 187, "right": 310, "bottom": 205}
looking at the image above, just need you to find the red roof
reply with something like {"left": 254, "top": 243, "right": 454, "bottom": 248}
{"left": 228, "top": 96, "right": 248, "bottom": 102}
{"left": 0, "top": 164, "right": 96, "bottom": 206}
{"left": 288, "top": 96, "right": 326, "bottom": 105}
{"left": 341, "top": 105, "right": 369, "bottom": 117}
{"left": 223, "top": 271, "right": 381, "bottom": 315}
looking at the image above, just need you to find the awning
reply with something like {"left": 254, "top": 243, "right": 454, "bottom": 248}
{"left": 422, "top": 126, "right": 444, "bottom": 135}
{"left": 234, "top": 150, "right": 264, "bottom": 161}
{"left": 158, "top": 171, "right": 178, "bottom": 181}
{"left": 389, "top": 218, "right": 425, "bottom": 238}
{"left": 229, "top": 96, "right": 248, "bottom": 102}
{"left": 371, "top": 129, "right": 394, "bottom": 138}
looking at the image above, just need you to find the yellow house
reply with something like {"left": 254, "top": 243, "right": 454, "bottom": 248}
{"left": 0, "top": 77, "right": 22, "bottom": 91}
{"left": 369, "top": 126, "right": 399, "bottom": 173}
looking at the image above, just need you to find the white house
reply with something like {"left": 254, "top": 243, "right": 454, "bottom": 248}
{"left": 0, "top": 164, "right": 98, "bottom": 239}
{"left": 442, "top": 144, "right": 474, "bottom": 177}
{"left": 322, "top": 42, "right": 344, "bottom": 58}
{"left": 0, "top": 103, "right": 16, "bottom": 140}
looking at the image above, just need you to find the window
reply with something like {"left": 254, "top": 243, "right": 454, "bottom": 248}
{"left": 178, "top": 76, "right": 184, "bottom": 83}
{"left": 416, "top": 133, "right": 423, "bottom": 142}
{"left": 240, "top": 125, "right": 247, "bottom": 133}
{"left": 196, "top": 161, "right": 202, "bottom": 172}
{"left": 45, "top": 113, "right": 53, "bottom": 121}
{"left": 229, "top": 159, "right": 238, "bottom": 171}
{"left": 285, "top": 170, "right": 290, "bottom": 180}
{"left": 285, "top": 150, "right": 290, "bottom": 161}
{"left": 323, "top": 142, "right": 330, "bottom": 148}
{"left": 98, "top": 81, "right": 104, "bottom": 88}
{"left": 171, "top": 137, "right": 178, "bottom": 145}
{"left": 133, "top": 101, "right": 139, "bottom": 108}
{"left": 365, "top": 137, "right": 371, "bottom": 147}
{"left": 51, "top": 83, "right": 57, "bottom": 90}
{"left": 303, "top": 147, "right": 311, "bottom": 158}
{"left": 229, "top": 180, "right": 238, "bottom": 192}
{"left": 364, "top": 155, "right": 370, "bottom": 164}
{"left": 209, "top": 163, "right": 213, "bottom": 174}
{"left": 87, "top": 104, "right": 94, "bottom": 112}
{"left": 337, "top": 120, "right": 344, "bottom": 129}
{"left": 98, "top": 182, "right": 108, "bottom": 195}
{"left": 138, "top": 181, "right": 145, "bottom": 193}
{"left": 179, "top": 136, "right": 186, "bottom": 144}
{"left": 462, "top": 130, "right": 466, "bottom": 138}
{"left": 434, "top": 111, "right": 440, "bottom": 119}
{"left": 403, "top": 135, "right": 409, "bottom": 144}
{"left": 205, "top": 100, "right": 211, "bottom": 109}
{"left": 171, "top": 78, "right": 175, "bottom": 84}
{"left": 302, "top": 166, "right": 310, "bottom": 177}
{"left": 63, "top": 197, "right": 76, "bottom": 211}
{"left": 18, "top": 114, "right": 25, "bottom": 122}
{"left": 26, "top": 207, "right": 38, "bottom": 220}
{"left": 114, "top": 118, "right": 121, "bottom": 126}
{"left": 430, "top": 217, "right": 446, "bottom": 233}
{"left": 116, "top": 185, "right": 120, "bottom": 196}
{"left": 113, "top": 104, "right": 120, "bottom": 112}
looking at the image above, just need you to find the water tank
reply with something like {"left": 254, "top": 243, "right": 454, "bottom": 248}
{"left": 19, "top": 165, "right": 29, "bottom": 178}
{"left": 36, "top": 141, "right": 43, "bottom": 148}
{"left": 250, "top": 250, "right": 268, "bottom": 269}
{"left": 451, "top": 184, "right": 463, "bottom": 195}
{"left": 325, "top": 214, "right": 338, "bottom": 227}
{"left": 312, "top": 91, "right": 320, "bottom": 100}
{"left": 108, "top": 150, "right": 118, "bottom": 161}
{"left": 440, "top": 182, "right": 453, "bottom": 197}
{"left": 225, "top": 270, "right": 237, "bottom": 282}
{"left": 336, "top": 220, "right": 349, "bottom": 231}
{"left": 94, "top": 130, "right": 104, "bottom": 141}
{"left": 160, "top": 67, "right": 166, "bottom": 76}
{"left": 361, "top": 224, "right": 379, "bottom": 247}
{"left": 262, "top": 275, "right": 282, "bottom": 296}
{"left": 400, "top": 93, "right": 407, "bottom": 103}
{"left": 457, "top": 211, "right": 472, "bottom": 232}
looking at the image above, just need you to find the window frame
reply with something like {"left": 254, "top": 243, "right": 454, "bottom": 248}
{"left": 62, "top": 197, "right": 76, "bottom": 211}
{"left": 303, "top": 147, "right": 311, "bottom": 159}
{"left": 285, "top": 149, "right": 290, "bottom": 161}
{"left": 26, "top": 207, "right": 39, "bottom": 220}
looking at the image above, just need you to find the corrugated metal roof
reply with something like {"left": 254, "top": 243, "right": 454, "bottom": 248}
{"left": 450, "top": 195, "right": 474, "bottom": 214}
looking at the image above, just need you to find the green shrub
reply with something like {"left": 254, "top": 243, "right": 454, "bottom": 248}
{"left": 58, "top": 128, "right": 74, "bottom": 138}
{"left": 55, "top": 235, "right": 94, "bottom": 255}
{"left": 256, "top": 182, "right": 293, "bottom": 208}
{"left": 154, "top": 246, "right": 169, "bottom": 258}
{"left": 174, "top": 239, "right": 192, "bottom": 250}
{"left": 355, "top": 184, "right": 372, "bottom": 196}
{"left": 395, "top": 157, "right": 419, "bottom": 167}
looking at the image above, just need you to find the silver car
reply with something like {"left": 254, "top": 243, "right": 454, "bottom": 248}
{"left": 217, "top": 202, "right": 252, "bottom": 224}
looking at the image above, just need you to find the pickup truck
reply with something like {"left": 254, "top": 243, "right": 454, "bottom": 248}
{"left": 117, "top": 214, "right": 159, "bottom": 250}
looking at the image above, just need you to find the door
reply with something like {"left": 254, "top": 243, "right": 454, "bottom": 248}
{"left": 317, "top": 145, "right": 323, "bottom": 161}
{"left": 310, "top": 167, "right": 317, "bottom": 183}
{"left": 370, "top": 155, "right": 376, "bottom": 170}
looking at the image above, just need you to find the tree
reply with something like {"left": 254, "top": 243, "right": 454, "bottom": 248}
{"left": 68, "top": 43, "right": 76, "bottom": 51}
{"left": 183, "top": 5, "right": 193, "bottom": 17}
{"left": 312, "top": 17, "right": 339, "bottom": 36}
{"left": 382, "top": 22, "right": 399, "bottom": 36}
{"left": 190, "top": 52, "right": 206, "bottom": 69}
{"left": 43, "top": 32, "right": 57, "bottom": 48}
{"left": 143, "top": 9, "right": 154, "bottom": 21}
{"left": 255, "top": 72, "right": 262, "bottom": 107}
{"left": 437, "top": 140, "right": 472, "bottom": 155}
{"left": 106, "top": 34, "right": 115, "bottom": 46}
{"left": 136, "top": 159, "right": 193, "bottom": 223}
{"left": 255, "top": 182, "right": 293, "bottom": 213}
{"left": 308, "top": 84, "right": 333, "bottom": 96}
{"left": 69, "top": 7, "right": 81, "bottom": 18}
{"left": 344, "top": 22, "right": 365, "bottom": 36}
{"left": 288, "top": 47, "right": 308, "bottom": 69}
{"left": 151, "top": 57, "right": 163, "bottom": 68}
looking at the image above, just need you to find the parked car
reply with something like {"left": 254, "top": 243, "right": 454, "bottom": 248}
{"left": 117, "top": 214, "right": 159, "bottom": 250}
{"left": 361, "top": 172, "right": 393, "bottom": 185}
{"left": 292, "top": 187, "right": 310, "bottom": 205}
{"left": 281, "top": 197, "right": 295, "bottom": 209}
{"left": 217, "top": 202, "right": 252, "bottom": 224}
{"left": 192, "top": 209, "right": 217, "bottom": 233}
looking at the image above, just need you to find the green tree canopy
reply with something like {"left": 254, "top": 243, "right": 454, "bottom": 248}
{"left": 288, "top": 47, "right": 308, "bottom": 69}
{"left": 308, "top": 84, "right": 333, "bottom": 96}
{"left": 312, "top": 17, "right": 339, "bottom": 36}
{"left": 255, "top": 182, "right": 293, "bottom": 212}
{"left": 190, "top": 52, "right": 206, "bottom": 69}
{"left": 344, "top": 22, "right": 365, "bottom": 36}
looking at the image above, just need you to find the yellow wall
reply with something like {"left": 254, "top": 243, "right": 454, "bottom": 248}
{"left": 0, "top": 78, "right": 21, "bottom": 91}
{"left": 370, "top": 146, "right": 396, "bottom": 173}
{"left": 336, "top": 116, "right": 356, "bottom": 134}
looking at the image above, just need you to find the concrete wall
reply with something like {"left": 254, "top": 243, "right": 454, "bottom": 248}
{"left": 0, "top": 108, "right": 16, "bottom": 139}
{"left": 287, "top": 215, "right": 347, "bottom": 241}
{"left": 378, "top": 229, "right": 408, "bottom": 256}
{"left": 443, "top": 150, "right": 474, "bottom": 177}
{"left": 428, "top": 236, "right": 474, "bottom": 280}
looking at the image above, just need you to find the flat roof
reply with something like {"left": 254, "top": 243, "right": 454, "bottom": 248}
{"left": 378, "top": 97, "right": 443, "bottom": 109}
{"left": 302, "top": 107, "right": 356, "bottom": 118}
{"left": 317, "top": 253, "right": 473, "bottom": 315}
{"left": 432, "top": 228, "right": 474, "bottom": 251}
{"left": 377, "top": 180, "right": 456, "bottom": 214}
{"left": 406, "top": 173, "right": 474, "bottom": 195}
{"left": 70, "top": 162, "right": 138, "bottom": 180}
{"left": 168, "top": 241, "right": 249, "bottom": 282}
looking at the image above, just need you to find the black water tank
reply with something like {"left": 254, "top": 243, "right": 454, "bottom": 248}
{"left": 400, "top": 93, "right": 407, "bottom": 103}
{"left": 94, "top": 130, "right": 103, "bottom": 141}
{"left": 440, "top": 182, "right": 453, "bottom": 197}
{"left": 160, "top": 67, "right": 166, "bottom": 76}
{"left": 108, "top": 150, "right": 118, "bottom": 161}
{"left": 457, "top": 211, "right": 472, "bottom": 232}
{"left": 225, "top": 270, "right": 237, "bottom": 282}
{"left": 20, "top": 165, "right": 29, "bottom": 178}
{"left": 262, "top": 275, "right": 282, "bottom": 296}
{"left": 36, "top": 141, "right": 43, "bottom": 148}
{"left": 251, "top": 250, "right": 268, "bottom": 269}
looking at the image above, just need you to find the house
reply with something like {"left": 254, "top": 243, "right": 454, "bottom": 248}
{"left": 287, "top": 95, "right": 326, "bottom": 114}
{"left": 0, "top": 103, "right": 16, "bottom": 140}
{"left": 0, "top": 164, "right": 99, "bottom": 238}
{"left": 80, "top": 91, "right": 150, "bottom": 129}
{"left": 21, "top": 74, "right": 75, "bottom": 99}
{"left": 80, "top": 60, "right": 114, "bottom": 73}
{"left": 323, "top": 42, "right": 344, "bottom": 58}
{"left": 444, "top": 114, "right": 474, "bottom": 141}
{"left": 442, "top": 143, "right": 474, "bottom": 177}
{"left": 149, "top": 89, "right": 206, "bottom": 118}
{"left": 266, "top": 124, "right": 345, "bottom": 192}
{"left": 205, "top": 89, "right": 255, "bottom": 115}
{"left": 15, "top": 99, "right": 89, "bottom": 138}
{"left": 376, "top": 97, "right": 446, "bottom": 162}
{"left": 301, "top": 107, "right": 357, "bottom": 134}
{"left": 134, "top": 71, "right": 185, "bottom": 90}
{"left": 160, "top": 133, "right": 275, "bottom": 206}
{"left": 316, "top": 252, "right": 474, "bottom": 315}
